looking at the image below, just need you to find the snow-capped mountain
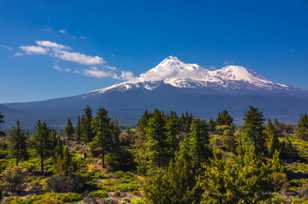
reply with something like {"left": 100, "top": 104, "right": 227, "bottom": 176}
{"left": 93, "top": 56, "right": 290, "bottom": 94}
{"left": 2, "top": 56, "right": 308, "bottom": 128}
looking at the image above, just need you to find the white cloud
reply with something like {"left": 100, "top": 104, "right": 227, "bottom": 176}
{"left": 19, "top": 40, "right": 135, "bottom": 81}
{"left": 20, "top": 45, "right": 49, "bottom": 55}
{"left": 83, "top": 67, "right": 135, "bottom": 80}
{"left": 19, "top": 40, "right": 104, "bottom": 65}
{"left": 84, "top": 67, "right": 117, "bottom": 79}
{"left": 36, "top": 40, "right": 69, "bottom": 50}
{"left": 54, "top": 50, "right": 104, "bottom": 65}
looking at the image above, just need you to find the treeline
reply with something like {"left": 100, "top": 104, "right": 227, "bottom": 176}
{"left": 0, "top": 107, "right": 307, "bottom": 203}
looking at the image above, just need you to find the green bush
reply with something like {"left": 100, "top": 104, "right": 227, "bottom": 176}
{"left": 88, "top": 190, "right": 108, "bottom": 198}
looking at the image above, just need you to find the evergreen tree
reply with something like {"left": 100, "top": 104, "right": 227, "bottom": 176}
{"left": 0, "top": 112, "right": 5, "bottom": 137}
{"left": 136, "top": 109, "right": 169, "bottom": 173}
{"left": 75, "top": 116, "right": 82, "bottom": 143}
{"left": 296, "top": 114, "right": 308, "bottom": 140}
{"left": 179, "top": 112, "right": 193, "bottom": 133}
{"left": 61, "top": 146, "right": 73, "bottom": 176}
{"left": 33, "top": 121, "right": 52, "bottom": 174}
{"left": 242, "top": 106, "right": 267, "bottom": 156}
{"left": 64, "top": 118, "right": 75, "bottom": 140}
{"left": 137, "top": 110, "right": 151, "bottom": 134}
{"left": 90, "top": 107, "right": 113, "bottom": 168}
{"left": 144, "top": 109, "right": 168, "bottom": 168}
{"left": 144, "top": 133, "right": 205, "bottom": 204}
{"left": 165, "top": 111, "right": 180, "bottom": 161}
{"left": 8, "top": 121, "right": 28, "bottom": 166}
{"left": 80, "top": 105, "right": 94, "bottom": 143}
{"left": 216, "top": 110, "right": 233, "bottom": 126}
{"left": 221, "top": 126, "right": 236, "bottom": 153}
{"left": 189, "top": 119, "right": 211, "bottom": 170}
{"left": 266, "top": 120, "right": 280, "bottom": 156}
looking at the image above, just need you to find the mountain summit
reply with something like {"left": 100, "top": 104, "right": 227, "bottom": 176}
{"left": 94, "top": 56, "right": 289, "bottom": 94}
{"left": 2, "top": 56, "right": 307, "bottom": 128}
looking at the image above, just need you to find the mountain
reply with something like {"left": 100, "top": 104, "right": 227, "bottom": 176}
{"left": 2, "top": 56, "right": 308, "bottom": 128}
{"left": 92, "top": 56, "right": 293, "bottom": 94}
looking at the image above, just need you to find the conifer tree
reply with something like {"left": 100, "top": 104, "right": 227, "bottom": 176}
{"left": 137, "top": 110, "right": 151, "bottom": 134}
{"left": 144, "top": 133, "right": 205, "bottom": 204}
{"left": 33, "top": 121, "right": 52, "bottom": 174}
{"left": 81, "top": 105, "right": 94, "bottom": 143}
{"left": 61, "top": 146, "right": 73, "bottom": 176}
{"left": 8, "top": 121, "right": 28, "bottom": 166}
{"left": 64, "top": 117, "right": 74, "bottom": 140}
{"left": 296, "top": 114, "right": 308, "bottom": 140}
{"left": 90, "top": 107, "right": 112, "bottom": 168}
{"left": 189, "top": 118, "right": 211, "bottom": 170}
{"left": 242, "top": 106, "right": 267, "bottom": 155}
{"left": 179, "top": 112, "right": 193, "bottom": 133}
{"left": 165, "top": 111, "right": 180, "bottom": 160}
{"left": 75, "top": 116, "right": 81, "bottom": 143}
{"left": 266, "top": 120, "right": 280, "bottom": 156}
{"left": 0, "top": 112, "right": 5, "bottom": 137}
{"left": 144, "top": 109, "right": 168, "bottom": 168}
{"left": 216, "top": 110, "right": 233, "bottom": 126}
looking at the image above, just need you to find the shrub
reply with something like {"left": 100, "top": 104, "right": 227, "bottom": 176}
{"left": 46, "top": 174, "right": 90, "bottom": 193}
{"left": 89, "top": 190, "right": 108, "bottom": 198}
{"left": 0, "top": 167, "right": 27, "bottom": 195}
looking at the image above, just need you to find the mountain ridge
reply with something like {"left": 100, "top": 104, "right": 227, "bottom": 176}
{"left": 93, "top": 56, "right": 293, "bottom": 94}
{"left": 1, "top": 56, "right": 308, "bottom": 128}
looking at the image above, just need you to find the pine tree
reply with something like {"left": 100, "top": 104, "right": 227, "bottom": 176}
{"left": 242, "top": 106, "right": 267, "bottom": 155}
{"left": 61, "top": 146, "right": 73, "bottom": 176}
{"left": 296, "top": 114, "right": 308, "bottom": 140}
{"left": 266, "top": 120, "right": 280, "bottom": 156}
{"left": 179, "top": 112, "right": 193, "bottom": 133}
{"left": 0, "top": 112, "right": 5, "bottom": 137}
{"left": 144, "top": 134, "right": 204, "bottom": 204}
{"left": 8, "top": 121, "right": 28, "bottom": 166}
{"left": 64, "top": 117, "right": 75, "bottom": 140}
{"left": 216, "top": 110, "right": 233, "bottom": 126}
{"left": 165, "top": 111, "right": 180, "bottom": 161}
{"left": 144, "top": 109, "right": 168, "bottom": 168}
{"left": 33, "top": 121, "right": 52, "bottom": 174}
{"left": 90, "top": 107, "right": 112, "bottom": 168}
{"left": 75, "top": 116, "right": 81, "bottom": 143}
{"left": 189, "top": 119, "right": 211, "bottom": 170}
{"left": 81, "top": 105, "right": 94, "bottom": 143}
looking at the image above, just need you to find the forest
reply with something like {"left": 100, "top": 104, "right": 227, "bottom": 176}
{"left": 0, "top": 106, "right": 307, "bottom": 204}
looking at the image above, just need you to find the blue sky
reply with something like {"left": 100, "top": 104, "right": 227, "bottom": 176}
{"left": 1, "top": 0, "right": 308, "bottom": 103}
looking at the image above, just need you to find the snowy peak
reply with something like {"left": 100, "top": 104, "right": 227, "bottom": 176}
{"left": 94, "top": 56, "right": 290, "bottom": 94}
{"left": 139, "top": 56, "right": 204, "bottom": 81}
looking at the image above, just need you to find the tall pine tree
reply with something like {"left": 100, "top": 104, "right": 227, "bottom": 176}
{"left": 64, "top": 117, "right": 75, "bottom": 140}
{"left": 81, "top": 105, "right": 94, "bottom": 143}
{"left": 8, "top": 121, "right": 28, "bottom": 166}
{"left": 90, "top": 107, "right": 113, "bottom": 168}
{"left": 33, "top": 121, "right": 52, "bottom": 174}
{"left": 216, "top": 110, "right": 233, "bottom": 126}
{"left": 242, "top": 106, "right": 267, "bottom": 156}
{"left": 266, "top": 120, "right": 280, "bottom": 156}
{"left": 75, "top": 116, "right": 82, "bottom": 143}
{"left": 296, "top": 114, "right": 308, "bottom": 140}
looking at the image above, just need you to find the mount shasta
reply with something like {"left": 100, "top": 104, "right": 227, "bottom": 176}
{"left": 1, "top": 56, "right": 308, "bottom": 128}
